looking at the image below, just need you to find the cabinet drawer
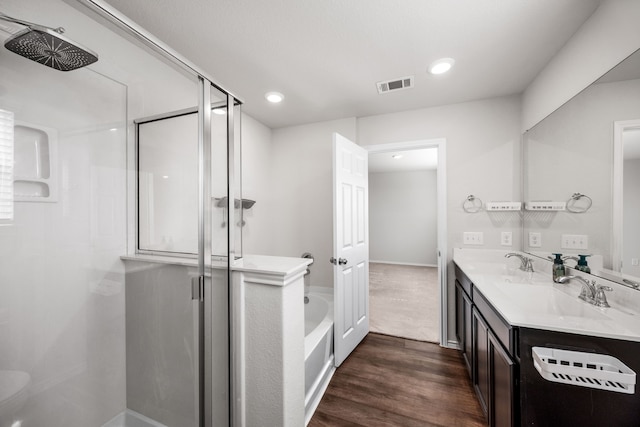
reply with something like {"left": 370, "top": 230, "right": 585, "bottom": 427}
{"left": 454, "top": 263, "right": 472, "bottom": 296}
{"left": 474, "top": 289, "right": 514, "bottom": 356}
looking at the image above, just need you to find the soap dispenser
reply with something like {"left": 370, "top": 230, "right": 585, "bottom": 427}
{"left": 576, "top": 254, "right": 591, "bottom": 273}
{"left": 552, "top": 253, "right": 565, "bottom": 282}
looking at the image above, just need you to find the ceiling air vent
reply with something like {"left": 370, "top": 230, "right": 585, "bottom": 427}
{"left": 376, "top": 76, "right": 414, "bottom": 94}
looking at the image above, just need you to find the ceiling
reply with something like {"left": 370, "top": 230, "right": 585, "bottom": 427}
{"left": 103, "top": 0, "right": 601, "bottom": 129}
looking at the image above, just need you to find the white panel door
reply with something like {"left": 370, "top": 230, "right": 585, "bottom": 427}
{"left": 332, "top": 132, "right": 369, "bottom": 367}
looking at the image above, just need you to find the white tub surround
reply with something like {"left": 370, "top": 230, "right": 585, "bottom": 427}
{"left": 303, "top": 289, "right": 335, "bottom": 425}
{"left": 453, "top": 248, "right": 640, "bottom": 342}
{"left": 232, "top": 255, "right": 312, "bottom": 427}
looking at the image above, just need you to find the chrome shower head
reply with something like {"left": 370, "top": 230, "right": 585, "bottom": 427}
{"left": 1, "top": 13, "right": 98, "bottom": 71}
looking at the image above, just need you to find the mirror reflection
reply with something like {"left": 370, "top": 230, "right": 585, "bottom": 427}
{"left": 523, "top": 48, "right": 640, "bottom": 287}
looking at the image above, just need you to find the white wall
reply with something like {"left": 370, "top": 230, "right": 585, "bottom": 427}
{"left": 268, "top": 118, "right": 358, "bottom": 288}
{"left": 369, "top": 170, "right": 438, "bottom": 266}
{"left": 358, "top": 95, "right": 522, "bottom": 341}
{"left": 241, "top": 113, "right": 274, "bottom": 255}
{"left": 522, "top": 0, "right": 640, "bottom": 131}
{"left": 243, "top": 97, "right": 521, "bottom": 343}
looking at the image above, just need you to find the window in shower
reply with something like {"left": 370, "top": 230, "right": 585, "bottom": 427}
{"left": 136, "top": 97, "right": 241, "bottom": 259}
{"left": 138, "top": 112, "right": 199, "bottom": 254}
{"left": 0, "top": 109, "right": 13, "bottom": 222}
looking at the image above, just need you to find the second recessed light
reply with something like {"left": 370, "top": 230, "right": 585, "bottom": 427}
{"left": 428, "top": 58, "right": 455, "bottom": 75}
{"left": 265, "top": 92, "right": 285, "bottom": 103}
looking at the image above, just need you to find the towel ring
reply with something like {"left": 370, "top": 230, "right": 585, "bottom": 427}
{"left": 463, "top": 195, "right": 483, "bottom": 213}
{"left": 566, "top": 192, "right": 592, "bottom": 213}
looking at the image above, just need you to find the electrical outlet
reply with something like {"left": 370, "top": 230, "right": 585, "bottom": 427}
{"left": 561, "top": 234, "right": 588, "bottom": 250}
{"left": 529, "top": 232, "right": 541, "bottom": 248}
{"left": 463, "top": 232, "right": 484, "bottom": 245}
{"left": 501, "top": 231, "right": 513, "bottom": 246}
{"left": 632, "top": 258, "right": 639, "bottom": 266}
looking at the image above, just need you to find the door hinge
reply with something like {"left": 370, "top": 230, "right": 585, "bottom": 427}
{"left": 191, "top": 275, "right": 204, "bottom": 301}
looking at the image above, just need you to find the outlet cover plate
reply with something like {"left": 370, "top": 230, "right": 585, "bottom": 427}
{"left": 463, "top": 232, "right": 484, "bottom": 245}
{"left": 529, "top": 232, "right": 542, "bottom": 248}
{"left": 561, "top": 234, "right": 588, "bottom": 250}
{"left": 501, "top": 231, "right": 513, "bottom": 246}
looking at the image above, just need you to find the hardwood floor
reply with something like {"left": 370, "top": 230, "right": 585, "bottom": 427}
{"left": 309, "top": 333, "right": 485, "bottom": 427}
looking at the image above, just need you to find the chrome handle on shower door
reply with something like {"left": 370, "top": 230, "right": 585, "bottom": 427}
{"left": 330, "top": 257, "right": 348, "bottom": 266}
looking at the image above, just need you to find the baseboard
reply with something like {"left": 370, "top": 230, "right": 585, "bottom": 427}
{"left": 446, "top": 339, "right": 461, "bottom": 350}
{"left": 370, "top": 260, "right": 437, "bottom": 268}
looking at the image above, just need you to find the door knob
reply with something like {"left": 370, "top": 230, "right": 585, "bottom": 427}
{"left": 330, "top": 257, "right": 348, "bottom": 265}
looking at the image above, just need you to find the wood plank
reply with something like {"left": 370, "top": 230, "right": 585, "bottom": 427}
{"left": 309, "top": 333, "right": 486, "bottom": 427}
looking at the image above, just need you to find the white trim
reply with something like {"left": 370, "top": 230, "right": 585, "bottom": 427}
{"left": 304, "top": 358, "right": 336, "bottom": 426}
{"left": 370, "top": 260, "right": 438, "bottom": 268}
{"left": 365, "top": 138, "right": 448, "bottom": 347}
{"left": 446, "top": 339, "right": 461, "bottom": 350}
{"left": 613, "top": 119, "right": 640, "bottom": 273}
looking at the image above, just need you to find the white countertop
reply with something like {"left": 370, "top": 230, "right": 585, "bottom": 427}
{"left": 453, "top": 248, "right": 640, "bottom": 343}
{"left": 231, "top": 254, "right": 311, "bottom": 277}
{"left": 121, "top": 253, "right": 311, "bottom": 278}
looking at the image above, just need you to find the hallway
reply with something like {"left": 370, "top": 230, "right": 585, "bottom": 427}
{"left": 369, "top": 263, "right": 439, "bottom": 342}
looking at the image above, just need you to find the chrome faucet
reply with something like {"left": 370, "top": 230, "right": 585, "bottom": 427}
{"left": 505, "top": 253, "right": 535, "bottom": 272}
{"left": 557, "top": 275, "right": 598, "bottom": 303}
{"left": 593, "top": 284, "right": 613, "bottom": 308}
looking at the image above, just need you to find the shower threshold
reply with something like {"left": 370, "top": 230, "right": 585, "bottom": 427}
{"left": 102, "top": 409, "right": 167, "bottom": 427}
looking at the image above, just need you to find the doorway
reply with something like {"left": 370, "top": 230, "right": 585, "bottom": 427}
{"left": 366, "top": 140, "right": 447, "bottom": 346}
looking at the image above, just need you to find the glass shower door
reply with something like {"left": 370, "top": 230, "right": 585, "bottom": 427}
{"left": 0, "top": 0, "right": 232, "bottom": 425}
{"left": 0, "top": 6, "right": 129, "bottom": 424}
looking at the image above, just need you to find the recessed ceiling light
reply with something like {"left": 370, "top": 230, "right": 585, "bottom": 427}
{"left": 265, "top": 91, "right": 284, "bottom": 103}
{"left": 428, "top": 58, "right": 455, "bottom": 75}
{"left": 392, "top": 154, "right": 403, "bottom": 159}
{"left": 109, "top": 127, "right": 117, "bottom": 131}
{"left": 212, "top": 108, "right": 226, "bottom": 115}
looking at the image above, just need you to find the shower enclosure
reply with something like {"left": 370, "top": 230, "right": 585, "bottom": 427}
{"left": 0, "top": 0, "right": 240, "bottom": 426}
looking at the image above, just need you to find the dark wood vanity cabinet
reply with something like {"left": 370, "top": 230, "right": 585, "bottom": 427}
{"left": 473, "top": 304, "right": 516, "bottom": 427}
{"left": 456, "top": 264, "right": 516, "bottom": 427}
{"left": 455, "top": 262, "right": 640, "bottom": 427}
{"left": 488, "top": 328, "right": 515, "bottom": 427}
{"left": 455, "top": 279, "right": 473, "bottom": 377}
{"left": 472, "top": 307, "right": 490, "bottom": 416}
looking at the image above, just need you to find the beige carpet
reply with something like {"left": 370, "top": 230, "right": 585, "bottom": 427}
{"left": 369, "top": 262, "right": 439, "bottom": 343}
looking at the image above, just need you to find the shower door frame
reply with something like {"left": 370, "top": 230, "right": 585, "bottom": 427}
{"left": 74, "top": 1, "right": 243, "bottom": 426}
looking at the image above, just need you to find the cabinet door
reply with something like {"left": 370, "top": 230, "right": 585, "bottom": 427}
{"left": 473, "top": 308, "right": 489, "bottom": 419}
{"left": 489, "top": 330, "right": 515, "bottom": 427}
{"left": 455, "top": 282, "right": 464, "bottom": 345}
{"left": 456, "top": 282, "right": 474, "bottom": 379}
{"left": 463, "top": 291, "right": 473, "bottom": 377}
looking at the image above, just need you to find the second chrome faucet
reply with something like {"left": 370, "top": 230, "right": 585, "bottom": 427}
{"left": 557, "top": 275, "right": 613, "bottom": 307}
{"left": 505, "top": 253, "right": 535, "bottom": 273}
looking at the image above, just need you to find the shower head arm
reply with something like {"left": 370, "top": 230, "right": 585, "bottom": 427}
{"left": 0, "top": 12, "right": 65, "bottom": 34}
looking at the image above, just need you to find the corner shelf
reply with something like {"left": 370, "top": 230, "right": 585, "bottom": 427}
{"left": 13, "top": 122, "right": 58, "bottom": 203}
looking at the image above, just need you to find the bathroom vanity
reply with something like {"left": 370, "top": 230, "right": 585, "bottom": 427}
{"left": 454, "top": 249, "right": 640, "bottom": 427}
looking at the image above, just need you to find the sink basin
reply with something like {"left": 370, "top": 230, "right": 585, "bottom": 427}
{"left": 493, "top": 282, "right": 611, "bottom": 321}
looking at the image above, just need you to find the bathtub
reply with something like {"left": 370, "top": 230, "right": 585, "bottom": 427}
{"left": 304, "top": 288, "right": 335, "bottom": 425}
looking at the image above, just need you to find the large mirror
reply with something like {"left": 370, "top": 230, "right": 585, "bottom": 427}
{"left": 523, "top": 48, "right": 640, "bottom": 289}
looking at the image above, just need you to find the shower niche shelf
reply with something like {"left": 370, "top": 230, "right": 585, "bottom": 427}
{"left": 13, "top": 122, "right": 58, "bottom": 202}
